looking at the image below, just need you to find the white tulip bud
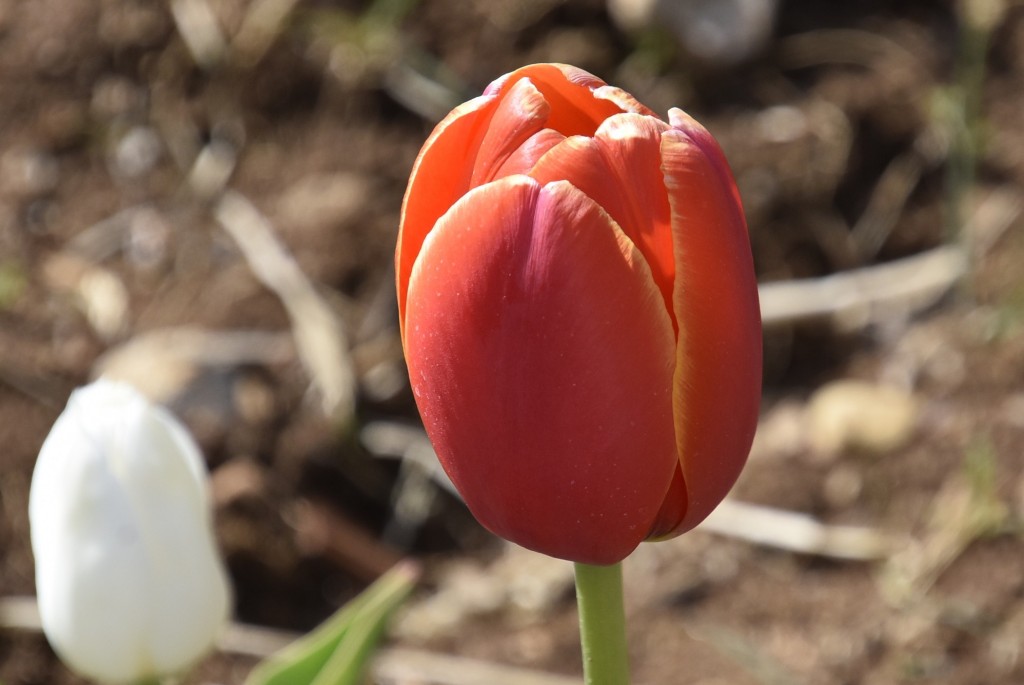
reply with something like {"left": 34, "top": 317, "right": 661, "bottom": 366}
{"left": 29, "top": 379, "right": 231, "bottom": 684}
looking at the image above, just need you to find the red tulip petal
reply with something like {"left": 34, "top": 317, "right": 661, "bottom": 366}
{"left": 470, "top": 78, "right": 550, "bottom": 187}
{"left": 537, "top": 65, "right": 656, "bottom": 117}
{"left": 400, "top": 65, "right": 659, "bottom": 332}
{"left": 486, "top": 64, "right": 624, "bottom": 137}
{"left": 668, "top": 109, "right": 747, "bottom": 215}
{"left": 397, "top": 93, "right": 499, "bottom": 332}
{"left": 657, "top": 110, "right": 762, "bottom": 536}
{"left": 492, "top": 129, "right": 565, "bottom": 179}
{"left": 404, "top": 176, "right": 677, "bottom": 564}
{"left": 528, "top": 114, "right": 676, "bottom": 327}
{"left": 645, "top": 464, "right": 687, "bottom": 539}
{"left": 591, "top": 84, "right": 657, "bottom": 117}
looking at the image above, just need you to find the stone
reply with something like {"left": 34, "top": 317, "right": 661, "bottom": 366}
{"left": 807, "top": 379, "right": 918, "bottom": 457}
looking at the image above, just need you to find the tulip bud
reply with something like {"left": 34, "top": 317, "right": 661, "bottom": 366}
{"left": 29, "top": 379, "right": 231, "bottom": 683}
{"left": 397, "top": 63, "right": 762, "bottom": 564}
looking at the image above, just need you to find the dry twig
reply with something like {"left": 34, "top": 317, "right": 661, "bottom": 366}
{"left": 232, "top": 0, "right": 303, "bottom": 66}
{"left": 170, "top": 0, "right": 228, "bottom": 69}
{"left": 215, "top": 191, "right": 357, "bottom": 423}
{"left": 760, "top": 182, "right": 1023, "bottom": 328}
{"left": 758, "top": 245, "right": 966, "bottom": 328}
{"left": 699, "top": 499, "right": 895, "bottom": 561}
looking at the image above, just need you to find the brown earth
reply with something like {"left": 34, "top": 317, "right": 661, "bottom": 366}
{"left": 2, "top": 0, "right": 1024, "bottom": 684}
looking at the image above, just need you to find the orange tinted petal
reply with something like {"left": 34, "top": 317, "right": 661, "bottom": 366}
{"left": 667, "top": 109, "right": 746, "bottom": 215}
{"left": 404, "top": 176, "right": 677, "bottom": 564}
{"left": 645, "top": 464, "right": 687, "bottom": 539}
{"left": 397, "top": 93, "right": 498, "bottom": 333}
{"left": 590, "top": 114, "right": 676, "bottom": 324}
{"left": 528, "top": 114, "right": 676, "bottom": 325}
{"left": 659, "top": 112, "right": 762, "bottom": 536}
{"left": 492, "top": 129, "right": 565, "bottom": 179}
{"left": 401, "top": 65, "right": 658, "bottom": 331}
{"left": 486, "top": 64, "right": 623, "bottom": 137}
{"left": 592, "top": 85, "right": 656, "bottom": 117}
{"left": 470, "top": 78, "right": 550, "bottom": 187}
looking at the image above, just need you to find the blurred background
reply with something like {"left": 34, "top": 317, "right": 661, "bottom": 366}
{"left": 1, "top": 0, "right": 1024, "bottom": 683}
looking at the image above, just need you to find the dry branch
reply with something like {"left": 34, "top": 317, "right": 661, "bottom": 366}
{"left": 170, "top": 0, "right": 227, "bottom": 69}
{"left": 758, "top": 245, "right": 967, "bottom": 328}
{"left": 232, "top": 0, "right": 302, "bottom": 66}
{"left": 215, "top": 191, "right": 356, "bottom": 422}
{"left": 699, "top": 499, "right": 895, "bottom": 561}
{"left": 760, "top": 183, "right": 1022, "bottom": 328}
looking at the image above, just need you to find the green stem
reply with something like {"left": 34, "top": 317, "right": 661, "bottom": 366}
{"left": 574, "top": 562, "right": 630, "bottom": 685}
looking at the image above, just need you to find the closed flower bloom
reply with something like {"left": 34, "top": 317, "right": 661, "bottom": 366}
{"left": 29, "top": 380, "right": 231, "bottom": 683}
{"left": 397, "top": 63, "right": 761, "bottom": 565}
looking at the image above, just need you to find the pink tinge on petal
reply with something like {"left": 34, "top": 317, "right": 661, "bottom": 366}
{"left": 493, "top": 129, "right": 566, "bottom": 179}
{"left": 528, "top": 114, "right": 676, "bottom": 327}
{"left": 590, "top": 114, "right": 675, "bottom": 324}
{"left": 470, "top": 79, "right": 551, "bottom": 187}
{"left": 400, "top": 64, "right": 653, "bottom": 335}
{"left": 404, "top": 176, "right": 678, "bottom": 564}
{"left": 667, "top": 108, "right": 744, "bottom": 213}
{"left": 659, "top": 118, "right": 762, "bottom": 537}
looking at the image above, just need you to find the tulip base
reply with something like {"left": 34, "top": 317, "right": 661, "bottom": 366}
{"left": 574, "top": 562, "right": 630, "bottom": 685}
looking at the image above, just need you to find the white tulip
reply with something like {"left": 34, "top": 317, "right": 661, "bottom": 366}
{"left": 29, "top": 379, "right": 231, "bottom": 684}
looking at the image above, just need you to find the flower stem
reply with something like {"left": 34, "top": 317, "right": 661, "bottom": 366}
{"left": 574, "top": 561, "right": 630, "bottom": 685}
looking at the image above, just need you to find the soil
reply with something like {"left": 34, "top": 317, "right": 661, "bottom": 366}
{"left": 2, "top": 0, "right": 1024, "bottom": 684}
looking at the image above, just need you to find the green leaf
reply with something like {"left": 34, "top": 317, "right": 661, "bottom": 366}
{"left": 245, "top": 561, "right": 419, "bottom": 685}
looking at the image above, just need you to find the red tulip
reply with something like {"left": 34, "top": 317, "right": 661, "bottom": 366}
{"left": 396, "top": 63, "right": 761, "bottom": 564}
